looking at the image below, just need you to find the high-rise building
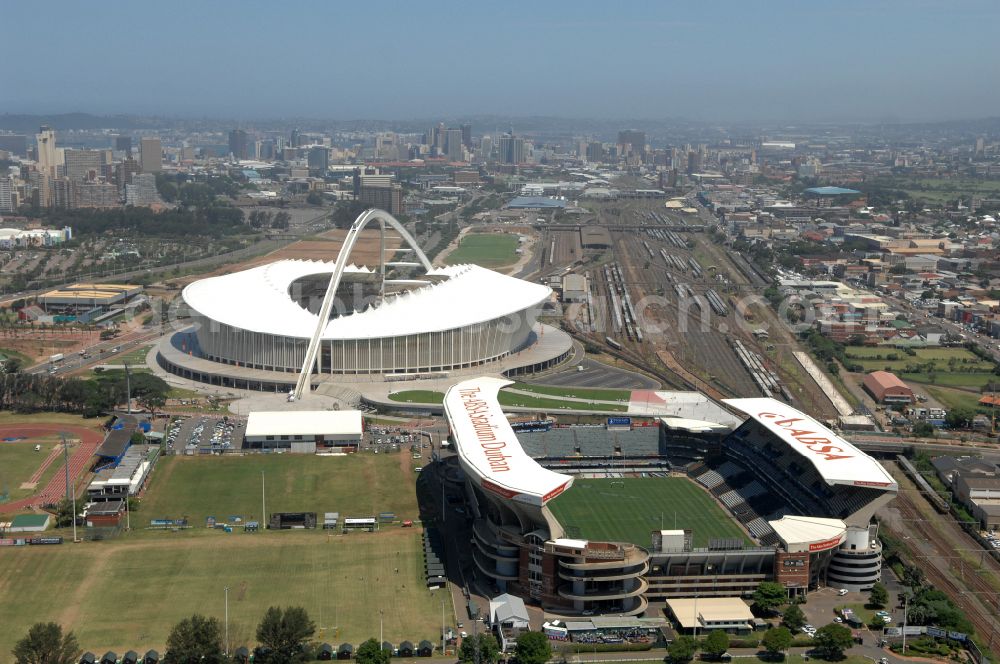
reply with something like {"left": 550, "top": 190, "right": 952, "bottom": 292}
{"left": 140, "top": 138, "right": 162, "bottom": 173}
{"left": 586, "top": 142, "right": 604, "bottom": 163}
{"left": 73, "top": 181, "right": 120, "bottom": 208}
{"left": 125, "top": 173, "right": 159, "bottom": 206}
{"left": 460, "top": 123, "right": 472, "bottom": 149}
{"left": 358, "top": 183, "right": 403, "bottom": 215}
{"left": 375, "top": 133, "right": 400, "bottom": 161}
{"left": 116, "top": 157, "right": 142, "bottom": 191}
{"left": 256, "top": 139, "right": 275, "bottom": 161}
{"left": 0, "top": 134, "right": 28, "bottom": 157}
{"left": 114, "top": 135, "right": 132, "bottom": 153}
{"left": 0, "top": 177, "right": 15, "bottom": 212}
{"left": 445, "top": 128, "right": 464, "bottom": 162}
{"left": 229, "top": 129, "right": 250, "bottom": 160}
{"left": 36, "top": 126, "right": 60, "bottom": 177}
{"left": 478, "top": 136, "right": 492, "bottom": 162}
{"left": 290, "top": 128, "right": 301, "bottom": 148}
{"left": 307, "top": 146, "right": 329, "bottom": 175}
{"left": 975, "top": 137, "right": 985, "bottom": 158}
{"left": 51, "top": 177, "right": 73, "bottom": 209}
{"left": 64, "top": 149, "right": 104, "bottom": 181}
{"left": 618, "top": 129, "right": 646, "bottom": 153}
{"left": 498, "top": 134, "right": 525, "bottom": 165}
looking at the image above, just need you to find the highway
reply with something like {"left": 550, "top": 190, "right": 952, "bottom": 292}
{"left": 28, "top": 328, "right": 161, "bottom": 377}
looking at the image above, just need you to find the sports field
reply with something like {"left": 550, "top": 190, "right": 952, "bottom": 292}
{"left": 445, "top": 232, "right": 519, "bottom": 267}
{"left": 548, "top": 477, "right": 749, "bottom": 548}
{"left": 0, "top": 529, "right": 440, "bottom": 655}
{"left": 0, "top": 436, "right": 64, "bottom": 502}
{"left": 0, "top": 450, "right": 443, "bottom": 654}
{"left": 140, "top": 452, "right": 421, "bottom": 526}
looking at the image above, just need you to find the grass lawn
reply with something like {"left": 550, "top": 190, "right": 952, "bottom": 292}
{"left": 548, "top": 478, "right": 749, "bottom": 548}
{"left": 846, "top": 346, "right": 993, "bottom": 374}
{"left": 0, "top": 346, "right": 33, "bottom": 366}
{"left": 513, "top": 382, "right": 631, "bottom": 402}
{"left": 386, "top": 389, "right": 628, "bottom": 412}
{"left": 445, "top": 232, "right": 519, "bottom": 267}
{"left": 0, "top": 411, "right": 102, "bottom": 427}
{"left": 497, "top": 391, "right": 628, "bottom": 412}
{"left": 140, "top": 452, "right": 420, "bottom": 525}
{"left": 0, "top": 529, "right": 442, "bottom": 655}
{"left": 0, "top": 437, "right": 65, "bottom": 502}
{"left": 102, "top": 345, "right": 154, "bottom": 366}
{"left": 388, "top": 390, "right": 444, "bottom": 404}
{"left": 925, "top": 385, "right": 984, "bottom": 412}
{"left": 903, "top": 372, "right": 1000, "bottom": 389}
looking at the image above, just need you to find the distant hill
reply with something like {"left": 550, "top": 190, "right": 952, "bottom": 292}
{"left": 0, "top": 113, "right": 163, "bottom": 133}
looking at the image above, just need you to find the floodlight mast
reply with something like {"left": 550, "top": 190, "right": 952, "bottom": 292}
{"left": 292, "top": 209, "right": 432, "bottom": 399}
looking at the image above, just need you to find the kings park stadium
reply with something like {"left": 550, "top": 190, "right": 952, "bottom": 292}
{"left": 442, "top": 377, "right": 897, "bottom": 618}
{"left": 157, "top": 209, "right": 570, "bottom": 394}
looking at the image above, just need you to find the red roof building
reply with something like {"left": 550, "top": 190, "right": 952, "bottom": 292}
{"left": 863, "top": 371, "right": 914, "bottom": 405}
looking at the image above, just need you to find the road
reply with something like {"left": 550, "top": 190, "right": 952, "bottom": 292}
{"left": 28, "top": 327, "right": 161, "bottom": 376}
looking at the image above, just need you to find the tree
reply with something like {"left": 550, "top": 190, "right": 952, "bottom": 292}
{"left": 752, "top": 581, "right": 787, "bottom": 614}
{"left": 255, "top": 606, "right": 316, "bottom": 663}
{"left": 869, "top": 615, "right": 886, "bottom": 630}
{"left": 137, "top": 392, "right": 166, "bottom": 419}
{"left": 666, "top": 635, "right": 697, "bottom": 663}
{"left": 12, "top": 622, "right": 80, "bottom": 664}
{"left": 946, "top": 406, "right": 975, "bottom": 430}
{"left": 162, "top": 614, "right": 225, "bottom": 664}
{"left": 515, "top": 631, "right": 551, "bottom": 664}
{"left": 781, "top": 604, "right": 805, "bottom": 632}
{"left": 458, "top": 634, "right": 500, "bottom": 664}
{"left": 811, "top": 623, "right": 853, "bottom": 660}
{"left": 869, "top": 582, "right": 888, "bottom": 609}
{"left": 52, "top": 498, "right": 75, "bottom": 528}
{"left": 702, "top": 630, "right": 729, "bottom": 659}
{"left": 356, "top": 639, "right": 390, "bottom": 664}
{"left": 760, "top": 627, "right": 792, "bottom": 660}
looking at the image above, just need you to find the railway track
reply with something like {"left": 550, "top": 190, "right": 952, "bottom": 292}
{"left": 890, "top": 480, "right": 1000, "bottom": 640}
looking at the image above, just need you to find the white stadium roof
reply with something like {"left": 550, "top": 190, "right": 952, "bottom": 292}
{"left": 768, "top": 515, "right": 846, "bottom": 553}
{"left": 444, "top": 377, "right": 572, "bottom": 507}
{"left": 182, "top": 260, "right": 551, "bottom": 339}
{"left": 724, "top": 397, "right": 898, "bottom": 490}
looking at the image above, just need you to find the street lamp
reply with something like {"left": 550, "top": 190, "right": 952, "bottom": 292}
{"left": 225, "top": 586, "right": 230, "bottom": 656}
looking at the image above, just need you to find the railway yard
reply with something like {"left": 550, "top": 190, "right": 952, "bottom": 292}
{"left": 881, "top": 460, "right": 1000, "bottom": 649}
{"left": 541, "top": 199, "right": 838, "bottom": 418}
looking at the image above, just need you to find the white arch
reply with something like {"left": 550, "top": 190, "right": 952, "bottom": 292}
{"left": 293, "top": 208, "right": 433, "bottom": 397}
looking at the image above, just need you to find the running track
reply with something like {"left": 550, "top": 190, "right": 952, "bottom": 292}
{"left": 0, "top": 424, "right": 103, "bottom": 512}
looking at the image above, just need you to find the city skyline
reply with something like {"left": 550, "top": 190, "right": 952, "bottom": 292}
{"left": 3, "top": 0, "right": 999, "bottom": 123}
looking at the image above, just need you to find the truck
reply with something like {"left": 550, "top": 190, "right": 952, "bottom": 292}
{"left": 49, "top": 353, "right": 64, "bottom": 364}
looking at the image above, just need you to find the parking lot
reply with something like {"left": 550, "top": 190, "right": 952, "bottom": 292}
{"left": 166, "top": 415, "right": 246, "bottom": 454}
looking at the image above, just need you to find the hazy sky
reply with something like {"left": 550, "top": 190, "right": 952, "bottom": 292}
{"left": 4, "top": 0, "right": 998, "bottom": 123}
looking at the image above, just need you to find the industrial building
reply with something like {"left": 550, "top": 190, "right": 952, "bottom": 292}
{"left": 863, "top": 371, "right": 914, "bottom": 404}
{"left": 37, "top": 283, "right": 143, "bottom": 313}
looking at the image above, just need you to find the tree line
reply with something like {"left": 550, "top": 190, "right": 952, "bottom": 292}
{"left": 0, "top": 363, "right": 168, "bottom": 418}
{"left": 12, "top": 608, "right": 557, "bottom": 664}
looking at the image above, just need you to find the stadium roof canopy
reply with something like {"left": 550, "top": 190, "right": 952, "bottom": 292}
{"left": 506, "top": 196, "right": 568, "bottom": 209}
{"left": 724, "top": 397, "right": 898, "bottom": 490}
{"left": 804, "top": 186, "right": 862, "bottom": 196}
{"left": 182, "top": 260, "right": 550, "bottom": 340}
{"left": 768, "top": 515, "right": 846, "bottom": 553}
{"left": 444, "top": 377, "right": 572, "bottom": 507}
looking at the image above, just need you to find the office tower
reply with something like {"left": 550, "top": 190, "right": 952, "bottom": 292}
{"left": 307, "top": 146, "right": 329, "bottom": 175}
{"left": 36, "top": 126, "right": 60, "bottom": 177}
{"left": 445, "top": 128, "right": 464, "bottom": 161}
{"left": 140, "top": 137, "right": 162, "bottom": 172}
{"left": 290, "top": 128, "right": 301, "bottom": 148}
{"left": 478, "top": 136, "right": 492, "bottom": 162}
{"left": 73, "top": 181, "right": 120, "bottom": 208}
{"left": 358, "top": 183, "right": 403, "bottom": 215}
{"left": 433, "top": 123, "right": 446, "bottom": 152}
{"left": 461, "top": 123, "right": 472, "bottom": 149}
{"left": 586, "top": 142, "right": 604, "bottom": 163}
{"left": 375, "top": 133, "right": 399, "bottom": 161}
{"left": 116, "top": 156, "right": 141, "bottom": 191}
{"left": 0, "top": 177, "right": 15, "bottom": 212}
{"left": 229, "top": 129, "right": 250, "bottom": 160}
{"left": 64, "top": 149, "right": 104, "bottom": 181}
{"left": 125, "top": 173, "right": 159, "bottom": 206}
{"left": 29, "top": 170, "right": 51, "bottom": 207}
{"left": 498, "top": 134, "right": 525, "bottom": 165}
{"left": 618, "top": 129, "right": 646, "bottom": 152}
{"left": 0, "top": 134, "right": 28, "bottom": 157}
{"left": 687, "top": 150, "right": 701, "bottom": 174}
{"left": 51, "top": 177, "right": 72, "bottom": 208}
{"left": 114, "top": 135, "right": 132, "bottom": 153}
{"left": 256, "top": 139, "right": 275, "bottom": 161}
{"left": 975, "top": 137, "right": 985, "bottom": 158}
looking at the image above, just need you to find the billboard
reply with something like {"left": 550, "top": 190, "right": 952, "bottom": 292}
{"left": 607, "top": 417, "right": 632, "bottom": 429}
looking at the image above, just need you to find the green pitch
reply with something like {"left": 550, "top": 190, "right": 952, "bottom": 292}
{"left": 548, "top": 477, "right": 750, "bottom": 548}
{"left": 445, "top": 232, "right": 519, "bottom": 267}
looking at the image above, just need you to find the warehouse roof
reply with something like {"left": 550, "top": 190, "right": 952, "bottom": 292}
{"left": 245, "top": 410, "right": 363, "bottom": 438}
{"left": 724, "top": 397, "right": 898, "bottom": 490}
{"left": 665, "top": 597, "right": 754, "bottom": 630}
{"left": 768, "top": 515, "right": 846, "bottom": 553}
{"left": 444, "top": 377, "right": 572, "bottom": 507}
{"left": 182, "top": 260, "right": 550, "bottom": 340}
